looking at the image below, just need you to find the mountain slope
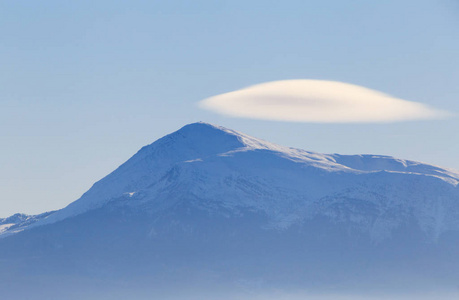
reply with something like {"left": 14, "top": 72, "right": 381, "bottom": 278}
{"left": 0, "top": 122, "right": 458, "bottom": 299}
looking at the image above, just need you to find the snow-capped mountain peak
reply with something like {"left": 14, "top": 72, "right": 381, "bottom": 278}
{"left": 2, "top": 123, "right": 458, "bottom": 243}
{"left": 2, "top": 122, "right": 459, "bottom": 298}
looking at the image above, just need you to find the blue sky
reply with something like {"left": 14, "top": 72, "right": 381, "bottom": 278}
{"left": 1, "top": 0, "right": 458, "bottom": 216}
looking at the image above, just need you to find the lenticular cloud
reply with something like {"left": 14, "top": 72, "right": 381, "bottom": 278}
{"left": 199, "top": 80, "right": 450, "bottom": 123}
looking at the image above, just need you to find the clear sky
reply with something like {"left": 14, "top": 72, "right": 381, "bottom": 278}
{"left": 1, "top": 0, "right": 458, "bottom": 217}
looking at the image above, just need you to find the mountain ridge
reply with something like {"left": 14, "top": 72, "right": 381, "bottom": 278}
{"left": 1, "top": 122, "right": 458, "bottom": 240}
{"left": 1, "top": 122, "right": 459, "bottom": 298}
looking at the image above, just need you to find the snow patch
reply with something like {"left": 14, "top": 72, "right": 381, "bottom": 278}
{"left": 0, "top": 224, "right": 14, "bottom": 234}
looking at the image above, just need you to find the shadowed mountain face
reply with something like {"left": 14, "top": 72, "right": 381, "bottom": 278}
{"left": 1, "top": 123, "right": 459, "bottom": 299}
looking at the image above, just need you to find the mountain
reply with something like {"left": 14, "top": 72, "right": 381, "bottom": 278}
{"left": 0, "top": 211, "right": 54, "bottom": 235}
{"left": 1, "top": 122, "right": 458, "bottom": 300}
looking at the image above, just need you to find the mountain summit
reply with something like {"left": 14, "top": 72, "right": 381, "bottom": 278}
{"left": 1, "top": 123, "right": 459, "bottom": 299}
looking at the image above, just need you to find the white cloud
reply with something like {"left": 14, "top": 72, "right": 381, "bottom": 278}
{"left": 199, "top": 80, "right": 451, "bottom": 123}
